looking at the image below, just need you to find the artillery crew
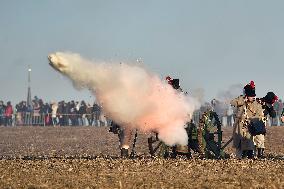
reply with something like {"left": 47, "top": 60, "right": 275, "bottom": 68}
{"left": 230, "top": 81, "right": 264, "bottom": 159}
{"left": 111, "top": 78, "right": 281, "bottom": 159}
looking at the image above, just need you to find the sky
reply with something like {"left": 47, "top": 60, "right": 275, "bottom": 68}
{"left": 0, "top": 0, "right": 283, "bottom": 104}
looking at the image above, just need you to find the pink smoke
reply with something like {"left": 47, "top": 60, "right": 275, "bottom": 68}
{"left": 48, "top": 52, "right": 199, "bottom": 146}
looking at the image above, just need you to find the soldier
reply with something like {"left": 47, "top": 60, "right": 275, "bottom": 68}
{"left": 230, "top": 81, "right": 264, "bottom": 159}
{"left": 166, "top": 76, "right": 193, "bottom": 157}
{"left": 255, "top": 92, "right": 278, "bottom": 158}
{"left": 119, "top": 127, "right": 133, "bottom": 157}
{"left": 109, "top": 121, "right": 133, "bottom": 158}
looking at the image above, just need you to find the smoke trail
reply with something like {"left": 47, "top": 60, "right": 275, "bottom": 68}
{"left": 213, "top": 84, "right": 243, "bottom": 116}
{"left": 48, "top": 52, "right": 199, "bottom": 146}
{"left": 216, "top": 84, "right": 243, "bottom": 103}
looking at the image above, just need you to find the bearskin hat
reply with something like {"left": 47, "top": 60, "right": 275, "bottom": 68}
{"left": 263, "top": 92, "right": 278, "bottom": 104}
{"left": 244, "top": 81, "right": 256, "bottom": 97}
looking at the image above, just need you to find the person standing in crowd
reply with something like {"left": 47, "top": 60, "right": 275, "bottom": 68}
{"left": 21, "top": 101, "right": 28, "bottom": 125}
{"left": 281, "top": 108, "right": 284, "bottom": 123}
{"left": 86, "top": 103, "right": 94, "bottom": 126}
{"left": 38, "top": 99, "right": 47, "bottom": 126}
{"left": 32, "top": 100, "right": 41, "bottom": 126}
{"left": 57, "top": 101, "right": 64, "bottom": 126}
{"left": 230, "top": 81, "right": 264, "bottom": 159}
{"left": 69, "top": 101, "right": 78, "bottom": 126}
{"left": 273, "top": 99, "right": 283, "bottom": 126}
{"left": 78, "top": 100, "right": 87, "bottom": 126}
{"left": 15, "top": 101, "right": 24, "bottom": 125}
{"left": 63, "top": 101, "right": 69, "bottom": 126}
{"left": 43, "top": 102, "right": 52, "bottom": 126}
{"left": 51, "top": 102, "right": 58, "bottom": 126}
{"left": 0, "top": 101, "right": 6, "bottom": 126}
{"left": 93, "top": 102, "right": 101, "bottom": 127}
{"left": 255, "top": 92, "right": 278, "bottom": 158}
{"left": 4, "top": 101, "right": 13, "bottom": 126}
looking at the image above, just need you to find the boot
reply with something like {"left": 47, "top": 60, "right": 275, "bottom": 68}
{"left": 171, "top": 146, "right": 177, "bottom": 158}
{"left": 257, "top": 148, "right": 265, "bottom": 159}
{"left": 247, "top": 150, "right": 254, "bottom": 159}
{"left": 242, "top": 150, "right": 248, "bottom": 158}
{"left": 121, "top": 148, "right": 129, "bottom": 158}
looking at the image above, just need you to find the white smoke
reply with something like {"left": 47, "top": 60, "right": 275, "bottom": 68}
{"left": 48, "top": 52, "right": 199, "bottom": 146}
{"left": 213, "top": 84, "right": 243, "bottom": 116}
{"left": 216, "top": 84, "right": 243, "bottom": 103}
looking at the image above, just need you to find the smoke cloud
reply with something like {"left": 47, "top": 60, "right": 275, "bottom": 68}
{"left": 213, "top": 84, "right": 243, "bottom": 116}
{"left": 216, "top": 84, "right": 243, "bottom": 103}
{"left": 48, "top": 52, "right": 199, "bottom": 146}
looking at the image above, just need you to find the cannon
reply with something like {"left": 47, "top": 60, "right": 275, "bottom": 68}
{"left": 147, "top": 110, "right": 231, "bottom": 159}
{"left": 109, "top": 110, "right": 232, "bottom": 159}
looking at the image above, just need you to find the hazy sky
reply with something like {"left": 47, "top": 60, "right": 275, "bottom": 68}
{"left": 0, "top": 0, "right": 283, "bottom": 104}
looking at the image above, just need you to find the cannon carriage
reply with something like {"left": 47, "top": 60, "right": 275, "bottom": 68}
{"left": 110, "top": 109, "right": 231, "bottom": 159}
{"left": 109, "top": 76, "right": 232, "bottom": 159}
{"left": 147, "top": 110, "right": 231, "bottom": 159}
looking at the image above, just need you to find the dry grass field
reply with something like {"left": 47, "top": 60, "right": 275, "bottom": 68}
{"left": 0, "top": 126, "right": 283, "bottom": 189}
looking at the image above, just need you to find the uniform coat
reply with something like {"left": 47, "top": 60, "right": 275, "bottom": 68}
{"left": 231, "top": 96, "right": 264, "bottom": 151}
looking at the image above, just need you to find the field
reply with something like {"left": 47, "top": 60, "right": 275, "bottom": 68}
{"left": 0, "top": 126, "right": 283, "bottom": 189}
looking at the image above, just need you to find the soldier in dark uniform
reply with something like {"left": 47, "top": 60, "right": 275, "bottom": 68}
{"left": 255, "top": 92, "right": 278, "bottom": 158}
{"left": 109, "top": 121, "right": 133, "bottom": 158}
{"left": 166, "top": 76, "right": 196, "bottom": 157}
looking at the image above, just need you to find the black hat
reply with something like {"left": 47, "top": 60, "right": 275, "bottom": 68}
{"left": 244, "top": 81, "right": 256, "bottom": 97}
{"left": 263, "top": 92, "right": 278, "bottom": 104}
{"left": 171, "top": 79, "right": 180, "bottom": 89}
{"left": 166, "top": 76, "right": 180, "bottom": 89}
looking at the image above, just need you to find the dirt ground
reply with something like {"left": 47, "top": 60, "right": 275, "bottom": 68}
{"left": 0, "top": 126, "right": 283, "bottom": 189}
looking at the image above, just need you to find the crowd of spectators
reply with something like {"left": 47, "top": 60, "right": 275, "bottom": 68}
{"left": 1, "top": 95, "right": 284, "bottom": 127}
{"left": 0, "top": 96, "right": 109, "bottom": 127}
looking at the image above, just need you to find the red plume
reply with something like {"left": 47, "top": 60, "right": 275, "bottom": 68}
{"left": 250, "top": 81, "right": 255, "bottom": 88}
{"left": 272, "top": 95, "right": 278, "bottom": 104}
{"left": 166, "top": 76, "right": 172, "bottom": 81}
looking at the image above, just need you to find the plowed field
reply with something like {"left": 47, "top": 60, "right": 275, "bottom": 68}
{"left": 0, "top": 126, "right": 283, "bottom": 189}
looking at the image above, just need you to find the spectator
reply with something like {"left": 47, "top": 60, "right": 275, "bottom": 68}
{"left": 63, "top": 101, "right": 69, "bottom": 126}
{"left": 86, "top": 103, "right": 94, "bottom": 126}
{"left": 32, "top": 100, "right": 41, "bottom": 125}
{"left": 273, "top": 99, "right": 283, "bottom": 126}
{"left": 51, "top": 102, "right": 58, "bottom": 126}
{"left": 0, "top": 98, "right": 114, "bottom": 127}
{"left": 78, "top": 101, "right": 87, "bottom": 126}
{"left": 15, "top": 101, "right": 24, "bottom": 125}
{"left": 43, "top": 102, "right": 52, "bottom": 126}
{"left": 0, "top": 101, "right": 6, "bottom": 126}
{"left": 281, "top": 106, "right": 284, "bottom": 123}
{"left": 4, "top": 101, "right": 13, "bottom": 126}
{"left": 20, "top": 101, "right": 28, "bottom": 125}
{"left": 69, "top": 101, "right": 78, "bottom": 126}
{"left": 57, "top": 101, "right": 64, "bottom": 126}
{"left": 93, "top": 102, "right": 101, "bottom": 127}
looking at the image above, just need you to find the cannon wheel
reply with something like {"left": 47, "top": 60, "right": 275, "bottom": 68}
{"left": 198, "top": 110, "right": 229, "bottom": 159}
{"left": 148, "top": 133, "right": 170, "bottom": 158}
{"left": 147, "top": 110, "right": 229, "bottom": 159}
{"left": 147, "top": 126, "right": 194, "bottom": 159}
